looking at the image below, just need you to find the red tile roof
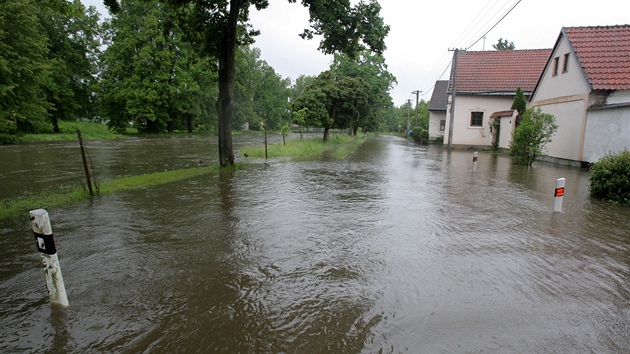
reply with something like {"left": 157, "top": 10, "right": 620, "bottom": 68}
{"left": 449, "top": 49, "right": 552, "bottom": 94}
{"left": 564, "top": 25, "right": 630, "bottom": 90}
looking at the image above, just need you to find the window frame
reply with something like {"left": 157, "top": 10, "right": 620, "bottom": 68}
{"left": 552, "top": 57, "right": 559, "bottom": 76}
{"left": 562, "top": 53, "right": 569, "bottom": 73}
{"left": 469, "top": 111, "right": 484, "bottom": 128}
{"left": 439, "top": 120, "right": 446, "bottom": 131}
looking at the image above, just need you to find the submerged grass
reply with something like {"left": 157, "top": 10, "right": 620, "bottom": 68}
{"left": 0, "top": 164, "right": 227, "bottom": 221}
{"left": 241, "top": 134, "right": 370, "bottom": 159}
{"left": 17, "top": 121, "right": 132, "bottom": 142}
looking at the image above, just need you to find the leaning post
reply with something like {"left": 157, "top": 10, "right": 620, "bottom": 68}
{"left": 29, "top": 209, "right": 69, "bottom": 307}
{"left": 553, "top": 178, "right": 565, "bottom": 212}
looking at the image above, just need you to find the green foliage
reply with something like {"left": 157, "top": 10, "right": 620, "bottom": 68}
{"left": 589, "top": 150, "right": 630, "bottom": 206}
{"left": 0, "top": 0, "right": 102, "bottom": 143}
{"left": 234, "top": 46, "right": 290, "bottom": 131}
{"left": 510, "top": 107, "right": 558, "bottom": 165}
{"left": 511, "top": 87, "right": 527, "bottom": 116}
{"left": 240, "top": 134, "right": 366, "bottom": 159}
{"left": 0, "top": 0, "right": 51, "bottom": 139}
{"left": 493, "top": 37, "right": 515, "bottom": 50}
{"left": 99, "top": 0, "right": 215, "bottom": 134}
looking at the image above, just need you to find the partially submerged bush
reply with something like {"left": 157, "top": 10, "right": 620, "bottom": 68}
{"left": 589, "top": 149, "right": 630, "bottom": 206}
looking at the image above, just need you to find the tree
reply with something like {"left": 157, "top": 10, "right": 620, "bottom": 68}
{"left": 493, "top": 37, "right": 515, "bottom": 50}
{"left": 510, "top": 107, "right": 558, "bottom": 166}
{"left": 511, "top": 87, "right": 526, "bottom": 116}
{"left": 330, "top": 51, "right": 396, "bottom": 135}
{"left": 0, "top": 0, "right": 51, "bottom": 141}
{"left": 291, "top": 71, "right": 369, "bottom": 142}
{"left": 233, "top": 46, "right": 290, "bottom": 131}
{"left": 106, "top": 0, "right": 390, "bottom": 167}
{"left": 99, "top": 0, "right": 211, "bottom": 134}
{"left": 40, "top": 0, "right": 101, "bottom": 133}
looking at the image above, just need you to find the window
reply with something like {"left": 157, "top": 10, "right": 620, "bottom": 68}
{"left": 562, "top": 53, "right": 570, "bottom": 73}
{"left": 470, "top": 111, "right": 484, "bottom": 127}
{"left": 552, "top": 57, "right": 559, "bottom": 76}
{"left": 440, "top": 120, "right": 446, "bottom": 131}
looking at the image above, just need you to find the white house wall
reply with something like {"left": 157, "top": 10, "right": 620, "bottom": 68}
{"left": 429, "top": 111, "right": 446, "bottom": 139}
{"left": 583, "top": 106, "right": 630, "bottom": 163}
{"left": 445, "top": 95, "right": 514, "bottom": 147}
{"left": 538, "top": 100, "right": 587, "bottom": 161}
{"left": 531, "top": 35, "right": 591, "bottom": 162}
{"left": 498, "top": 116, "right": 514, "bottom": 150}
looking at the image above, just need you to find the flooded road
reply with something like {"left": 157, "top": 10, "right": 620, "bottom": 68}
{"left": 1, "top": 135, "right": 628, "bottom": 353}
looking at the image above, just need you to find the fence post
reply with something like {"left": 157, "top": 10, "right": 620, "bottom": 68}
{"left": 553, "top": 178, "right": 565, "bottom": 212}
{"left": 472, "top": 151, "right": 478, "bottom": 171}
{"left": 29, "top": 209, "right": 69, "bottom": 307}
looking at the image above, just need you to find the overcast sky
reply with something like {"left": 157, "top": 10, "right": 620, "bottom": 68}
{"left": 83, "top": 0, "right": 629, "bottom": 106}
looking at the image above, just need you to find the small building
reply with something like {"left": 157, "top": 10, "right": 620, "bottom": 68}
{"left": 445, "top": 49, "right": 552, "bottom": 149}
{"left": 530, "top": 25, "right": 630, "bottom": 165}
{"left": 428, "top": 80, "right": 448, "bottom": 141}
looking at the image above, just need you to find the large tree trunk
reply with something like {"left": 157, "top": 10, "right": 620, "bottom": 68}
{"left": 51, "top": 116, "right": 60, "bottom": 134}
{"left": 216, "top": 0, "right": 241, "bottom": 167}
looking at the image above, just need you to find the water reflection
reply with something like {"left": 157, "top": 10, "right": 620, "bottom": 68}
{"left": 0, "top": 135, "right": 628, "bottom": 353}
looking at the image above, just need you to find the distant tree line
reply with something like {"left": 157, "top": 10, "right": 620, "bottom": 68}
{"left": 1, "top": 0, "right": 394, "bottom": 147}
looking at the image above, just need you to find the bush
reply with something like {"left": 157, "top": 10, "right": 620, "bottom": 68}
{"left": 589, "top": 150, "right": 630, "bottom": 205}
{"left": 510, "top": 107, "right": 557, "bottom": 165}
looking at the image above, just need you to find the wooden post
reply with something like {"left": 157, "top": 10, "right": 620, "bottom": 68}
{"left": 264, "top": 131, "right": 268, "bottom": 160}
{"left": 29, "top": 209, "right": 69, "bottom": 307}
{"left": 77, "top": 130, "right": 93, "bottom": 196}
{"left": 553, "top": 178, "right": 565, "bottom": 212}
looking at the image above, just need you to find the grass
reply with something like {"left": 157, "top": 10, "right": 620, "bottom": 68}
{"left": 241, "top": 134, "right": 370, "bottom": 159}
{"left": 16, "top": 120, "right": 133, "bottom": 143}
{"left": 0, "top": 164, "right": 229, "bottom": 221}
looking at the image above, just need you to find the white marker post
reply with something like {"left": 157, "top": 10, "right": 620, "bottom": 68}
{"left": 472, "top": 151, "right": 478, "bottom": 171}
{"left": 553, "top": 178, "right": 565, "bottom": 213}
{"left": 29, "top": 209, "right": 69, "bottom": 307}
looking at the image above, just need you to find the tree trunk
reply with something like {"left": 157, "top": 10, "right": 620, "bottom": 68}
{"left": 51, "top": 116, "right": 60, "bottom": 133}
{"left": 216, "top": 0, "right": 241, "bottom": 167}
{"left": 186, "top": 114, "right": 193, "bottom": 133}
{"left": 323, "top": 126, "right": 330, "bottom": 142}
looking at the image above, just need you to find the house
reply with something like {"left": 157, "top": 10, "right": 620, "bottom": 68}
{"left": 445, "top": 49, "right": 551, "bottom": 149}
{"left": 428, "top": 80, "right": 448, "bottom": 141}
{"left": 530, "top": 25, "right": 630, "bottom": 166}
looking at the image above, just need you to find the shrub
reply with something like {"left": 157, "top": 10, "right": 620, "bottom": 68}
{"left": 589, "top": 150, "right": 630, "bottom": 206}
{"left": 510, "top": 107, "right": 557, "bottom": 165}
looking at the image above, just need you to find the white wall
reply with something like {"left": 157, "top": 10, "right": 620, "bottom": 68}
{"left": 429, "top": 111, "right": 446, "bottom": 139}
{"left": 498, "top": 115, "right": 514, "bottom": 150}
{"left": 445, "top": 95, "right": 514, "bottom": 147}
{"left": 531, "top": 34, "right": 591, "bottom": 162}
{"left": 583, "top": 106, "right": 630, "bottom": 163}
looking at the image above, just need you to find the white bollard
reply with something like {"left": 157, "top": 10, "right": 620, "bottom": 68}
{"left": 472, "top": 151, "right": 478, "bottom": 171}
{"left": 29, "top": 209, "right": 69, "bottom": 307}
{"left": 553, "top": 178, "right": 565, "bottom": 213}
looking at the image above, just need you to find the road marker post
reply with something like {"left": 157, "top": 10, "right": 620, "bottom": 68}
{"left": 553, "top": 178, "right": 565, "bottom": 213}
{"left": 29, "top": 209, "right": 69, "bottom": 307}
{"left": 472, "top": 151, "right": 478, "bottom": 171}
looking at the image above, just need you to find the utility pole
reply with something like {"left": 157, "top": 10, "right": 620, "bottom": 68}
{"left": 406, "top": 99, "right": 411, "bottom": 133}
{"left": 411, "top": 90, "right": 422, "bottom": 127}
{"left": 448, "top": 48, "right": 459, "bottom": 149}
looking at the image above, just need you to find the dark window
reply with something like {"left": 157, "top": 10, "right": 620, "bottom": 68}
{"left": 553, "top": 57, "right": 559, "bottom": 76}
{"left": 470, "top": 111, "right": 484, "bottom": 127}
{"left": 562, "top": 53, "right": 569, "bottom": 73}
{"left": 440, "top": 120, "right": 446, "bottom": 131}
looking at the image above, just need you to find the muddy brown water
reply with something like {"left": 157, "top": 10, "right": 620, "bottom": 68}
{"left": 1, "top": 134, "right": 628, "bottom": 353}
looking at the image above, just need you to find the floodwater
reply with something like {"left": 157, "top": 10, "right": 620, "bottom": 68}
{"left": 1, "top": 135, "right": 628, "bottom": 353}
